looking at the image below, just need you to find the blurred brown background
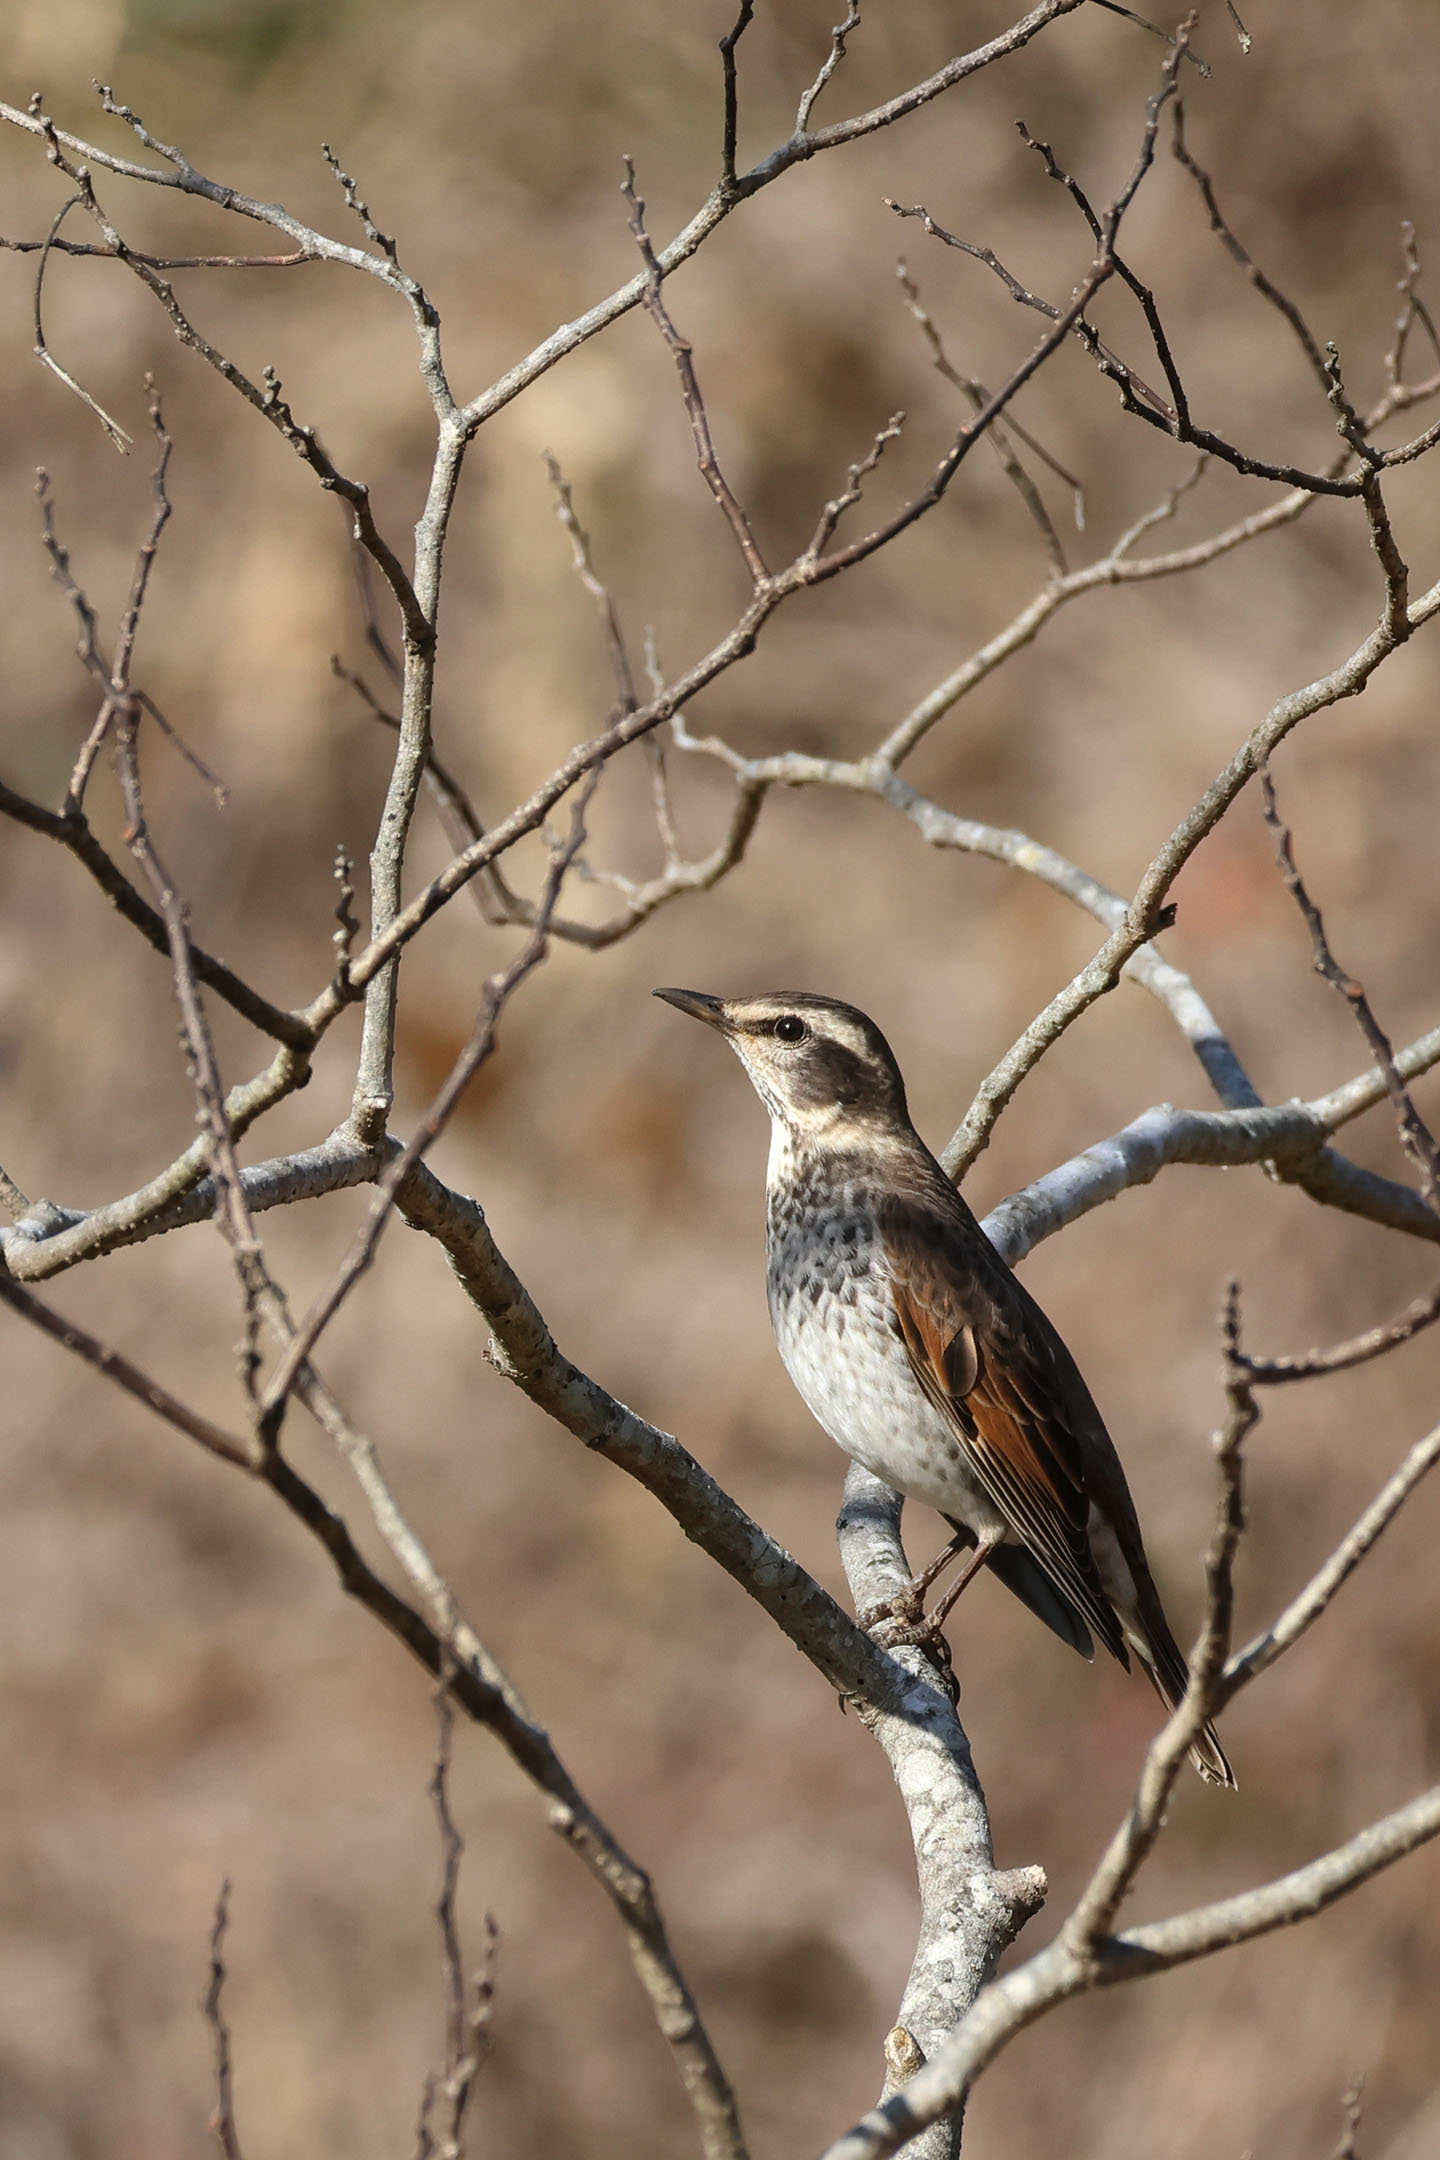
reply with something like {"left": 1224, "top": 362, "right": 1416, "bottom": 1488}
{"left": 3, "top": 2, "right": 1440, "bottom": 2154}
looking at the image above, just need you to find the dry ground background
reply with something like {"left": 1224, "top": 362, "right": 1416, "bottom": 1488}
{"left": 3, "top": 1, "right": 1440, "bottom": 2155}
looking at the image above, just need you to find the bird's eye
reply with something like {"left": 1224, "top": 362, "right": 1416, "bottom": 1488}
{"left": 773, "top": 1014, "right": 808, "bottom": 1043}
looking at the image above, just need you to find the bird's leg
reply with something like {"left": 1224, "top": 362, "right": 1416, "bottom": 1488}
{"left": 856, "top": 1529, "right": 970, "bottom": 1632}
{"left": 927, "top": 1538, "right": 994, "bottom": 1632}
{"left": 867, "top": 1539, "right": 994, "bottom": 1649}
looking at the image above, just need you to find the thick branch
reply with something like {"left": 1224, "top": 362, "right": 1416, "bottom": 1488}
{"left": 817, "top": 1781, "right": 1440, "bottom": 2160}
{"left": 836, "top": 1466, "right": 1046, "bottom": 2160}
{"left": 980, "top": 1043, "right": 1440, "bottom": 1267}
{"left": 393, "top": 1159, "right": 930, "bottom": 1716}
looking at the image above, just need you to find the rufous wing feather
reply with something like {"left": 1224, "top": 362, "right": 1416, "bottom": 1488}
{"left": 884, "top": 1216, "right": 1127, "bottom": 1665}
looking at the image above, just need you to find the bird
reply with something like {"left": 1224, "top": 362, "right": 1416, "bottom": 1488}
{"left": 654, "top": 986, "right": 1234, "bottom": 1789}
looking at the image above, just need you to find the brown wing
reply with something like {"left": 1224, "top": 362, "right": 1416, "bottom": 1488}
{"left": 881, "top": 1194, "right": 1128, "bottom": 1665}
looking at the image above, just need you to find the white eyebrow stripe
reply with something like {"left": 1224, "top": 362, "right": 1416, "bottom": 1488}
{"left": 826, "top": 1017, "right": 872, "bottom": 1057}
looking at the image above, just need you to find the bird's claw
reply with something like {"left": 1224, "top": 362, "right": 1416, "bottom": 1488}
{"left": 858, "top": 1585, "right": 927, "bottom": 1637}
{"left": 861, "top": 1600, "right": 961, "bottom": 1703}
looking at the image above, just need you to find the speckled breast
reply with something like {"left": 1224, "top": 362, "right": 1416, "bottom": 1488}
{"left": 764, "top": 1177, "right": 1007, "bottom": 1540}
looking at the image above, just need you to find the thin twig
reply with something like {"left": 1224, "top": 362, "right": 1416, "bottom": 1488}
{"left": 1063, "top": 1286, "right": 1251, "bottom": 1954}
{"left": 796, "top": 2, "right": 863, "bottom": 135}
{"left": 943, "top": 569, "right": 1440, "bottom": 1179}
{"left": 203, "top": 1883, "right": 245, "bottom": 2160}
{"left": 30, "top": 181, "right": 133, "bottom": 451}
{"left": 0, "top": 1274, "right": 251, "bottom": 1466}
{"left": 543, "top": 451, "right": 638, "bottom": 707}
{"left": 1260, "top": 766, "right": 1440, "bottom": 1210}
{"left": 621, "top": 160, "right": 769, "bottom": 586}
{"left": 1088, "top": 0, "right": 1211, "bottom": 70}
{"left": 257, "top": 771, "right": 600, "bottom": 1434}
{"left": 1234, "top": 1287, "right": 1440, "bottom": 1385}
{"left": 887, "top": 194, "right": 1173, "bottom": 424}
{"left": 0, "top": 770, "right": 311, "bottom": 1045}
{"left": 1224, "top": 1418, "right": 1440, "bottom": 1694}
{"left": 1385, "top": 224, "right": 1440, "bottom": 387}
{"left": 415, "top": 1680, "right": 493, "bottom": 2160}
{"left": 2, "top": 233, "right": 312, "bottom": 267}
{"left": 718, "top": 0, "right": 755, "bottom": 192}
{"left": 895, "top": 260, "right": 1075, "bottom": 569}
{"left": 803, "top": 411, "right": 907, "bottom": 561}
{"left": 1171, "top": 99, "right": 1332, "bottom": 396}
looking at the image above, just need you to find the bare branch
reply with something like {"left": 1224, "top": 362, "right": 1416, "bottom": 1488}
{"left": 718, "top": 0, "right": 755, "bottom": 192}
{"left": 1225, "top": 1418, "right": 1440, "bottom": 1693}
{"left": 981, "top": 1020, "right": 1440, "bottom": 1268}
{"left": 108, "top": 486, "right": 283, "bottom": 1380}
{"left": 321, "top": 142, "right": 399, "bottom": 266}
{"left": 0, "top": 1046, "right": 317, "bottom": 1281}
{"left": 444, "top": 2, "right": 1092, "bottom": 435}
{"left": 15, "top": 103, "right": 431, "bottom": 641}
{"left": 803, "top": 410, "right": 907, "bottom": 563}
{"left": 836, "top": 1463, "right": 1046, "bottom": 2154}
{"left": 1232, "top": 1289, "right": 1440, "bottom": 1385}
{"left": 1386, "top": 222, "right": 1440, "bottom": 388}
{"left": 30, "top": 184, "right": 133, "bottom": 450}
{"left": 1088, "top": 0, "right": 1211, "bottom": 68}
{"left": 888, "top": 193, "right": 1173, "bottom": 425}
{"left": 0, "top": 1272, "right": 252, "bottom": 1467}
{"left": 1062, "top": 1289, "right": 1251, "bottom": 1956}
{"left": 1170, "top": 97, "right": 1332, "bottom": 397}
{"left": 1113, "top": 1784, "right": 1440, "bottom": 1970}
{"left": 819, "top": 1775, "right": 1440, "bottom": 2160}
{"left": 896, "top": 260, "right": 1078, "bottom": 567}
{"left": 0, "top": 772, "right": 313, "bottom": 1046}
{"left": 543, "top": 452, "right": 639, "bottom": 707}
{"left": 258, "top": 776, "right": 598, "bottom": 1432}
{"left": 795, "top": 3, "right": 863, "bottom": 135}
{"left": 2, "top": 233, "right": 312, "bottom": 268}
{"left": 203, "top": 1882, "right": 245, "bottom": 2160}
{"left": 888, "top": 72, "right": 1440, "bottom": 504}
{"left": 944, "top": 569, "right": 1440, "bottom": 1180}
{"left": 415, "top": 1683, "right": 493, "bottom": 2160}
{"left": 622, "top": 160, "right": 769, "bottom": 585}
{"left": 1261, "top": 765, "right": 1439, "bottom": 1210}
{"left": 12, "top": 456, "right": 315, "bottom": 1046}
{"left": 283, "top": 1363, "right": 749, "bottom": 2160}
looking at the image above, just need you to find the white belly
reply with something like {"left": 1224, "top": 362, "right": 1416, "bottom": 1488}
{"left": 770, "top": 1266, "right": 1010, "bottom": 1544}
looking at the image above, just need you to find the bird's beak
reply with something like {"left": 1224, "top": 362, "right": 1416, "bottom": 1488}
{"left": 653, "top": 986, "right": 730, "bottom": 1033}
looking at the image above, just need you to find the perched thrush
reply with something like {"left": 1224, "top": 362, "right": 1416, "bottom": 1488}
{"left": 655, "top": 986, "right": 1234, "bottom": 1789}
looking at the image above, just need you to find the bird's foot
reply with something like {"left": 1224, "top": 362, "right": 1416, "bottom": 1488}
{"left": 860, "top": 1600, "right": 960, "bottom": 1702}
{"left": 875, "top": 1618, "right": 959, "bottom": 1702}
{"left": 856, "top": 1583, "right": 928, "bottom": 1637}
{"left": 858, "top": 1532, "right": 991, "bottom": 1647}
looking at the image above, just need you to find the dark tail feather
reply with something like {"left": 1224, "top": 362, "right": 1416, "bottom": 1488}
{"left": 944, "top": 1517, "right": 1235, "bottom": 1787}
{"left": 985, "top": 1542, "right": 1098, "bottom": 1663}
{"left": 1134, "top": 1623, "right": 1237, "bottom": 1791}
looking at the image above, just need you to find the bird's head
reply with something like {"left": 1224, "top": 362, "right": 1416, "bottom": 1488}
{"left": 654, "top": 988, "right": 911, "bottom": 1144}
